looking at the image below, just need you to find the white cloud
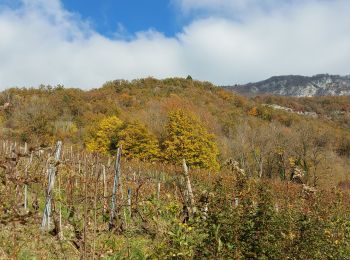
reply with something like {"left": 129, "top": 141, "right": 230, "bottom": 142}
{"left": 176, "top": 0, "right": 350, "bottom": 84}
{"left": 173, "top": 0, "right": 303, "bottom": 16}
{"left": 175, "top": 0, "right": 271, "bottom": 12}
{"left": 0, "top": 0, "right": 350, "bottom": 89}
{"left": 0, "top": 0, "right": 185, "bottom": 88}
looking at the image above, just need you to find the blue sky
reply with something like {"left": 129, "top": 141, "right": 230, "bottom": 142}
{"left": 0, "top": 0, "right": 349, "bottom": 89}
{"left": 61, "top": 0, "right": 181, "bottom": 38}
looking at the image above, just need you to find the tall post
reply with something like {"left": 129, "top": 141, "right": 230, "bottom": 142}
{"left": 58, "top": 169, "right": 63, "bottom": 238}
{"left": 24, "top": 149, "right": 33, "bottom": 211}
{"left": 102, "top": 164, "right": 107, "bottom": 214}
{"left": 77, "top": 160, "right": 81, "bottom": 187}
{"left": 183, "top": 160, "right": 195, "bottom": 207}
{"left": 109, "top": 147, "right": 122, "bottom": 230}
{"left": 127, "top": 188, "right": 132, "bottom": 218}
{"left": 157, "top": 181, "right": 161, "bottom": 199}
{"left": 41, "top": 141, "right": 62, "bottom": 230}
{"left": 24, "top": 143, "right": 28, "bottom": 210}
{"left": 234, "top": 198, "right": 239, "bottom": 207}
{"left": 183, "top": 159, "right": 196, "bottom": 216}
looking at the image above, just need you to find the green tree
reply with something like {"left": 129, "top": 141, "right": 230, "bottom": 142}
{"left": 163, "top": 109, "right": 220, "bottom": 170}
{"left": 119, "top": 121, "right": 160, "bottom": 161}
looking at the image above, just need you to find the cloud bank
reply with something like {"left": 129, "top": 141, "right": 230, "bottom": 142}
{"left": 0, "top": 0, "right": 350, "bottom": 89}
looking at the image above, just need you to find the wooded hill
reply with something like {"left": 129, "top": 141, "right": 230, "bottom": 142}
{"left": 0, "top": 77, "right": 349, "bottom": 188}
{"left": 1, "top": 78, "right": 350, "bottom": 258}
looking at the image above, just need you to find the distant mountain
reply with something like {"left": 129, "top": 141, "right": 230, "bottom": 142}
{"left": 224, "top": 74, "right": 350, "bottom": 97}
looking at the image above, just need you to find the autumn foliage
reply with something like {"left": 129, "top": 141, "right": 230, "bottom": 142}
{"left": 163, "top": 109, "right": 220, "bottom": 170}
{"left": 86, "top": 116, "right": 123, "bottom": 154}
{"left": 85, "top": 110, "right": 219, "bottom": 168}
{"left": 0, "top": 78, "right": 350, "bottom": 258}
{"left": 119, "top": 121, "right": 160, "bottom": 161}
{"left": 0, "top": 77, "right": 349, "bottom": 184}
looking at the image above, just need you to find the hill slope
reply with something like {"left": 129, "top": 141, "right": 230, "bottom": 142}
{"left": 225, "top": 74, "right": 350, "bottom": 97}
{"left": 0, "top": 77, "right": 349, "bottom": 187}
{"left": 1, "top": 78, "right": 350, "bottom": 259}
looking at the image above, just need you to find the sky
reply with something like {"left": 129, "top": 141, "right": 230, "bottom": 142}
{"left": 61, "top": 0, "right": 180, "bottom": 38}
{"left": 0, "top": 0, "right": 349, "bottom": 89}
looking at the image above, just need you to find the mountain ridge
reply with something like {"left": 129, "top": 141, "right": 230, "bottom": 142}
{"left": 224, "top": 74, "right": 350, "bottom": 97}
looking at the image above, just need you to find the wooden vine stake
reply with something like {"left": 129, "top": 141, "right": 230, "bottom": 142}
{"left": 109, "top": 146, "right": 122, "bottom": 231}
{"left": 127, "top": 188, "right": 132, "bottom": 218}
{"left": 24, "top": 142, "right": 33, "bottom": 211}
{"left": 234, "top": 198, "right": 239, "bottom": 207}
{"left": 102, "top": 164, "right": 107, "bottom": 214}
{"left": 183, "top": 159, "right": 196, "bottom": 216}
{"left": 41, "top": 141, "right": 62, "bottom": 230}
{"left": 157, "top": 181, "right": 161, "bottom": 199}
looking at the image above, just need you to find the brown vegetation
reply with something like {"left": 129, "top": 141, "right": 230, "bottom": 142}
{"left": 0, "top": 78, "right": 349, "bottom": 258}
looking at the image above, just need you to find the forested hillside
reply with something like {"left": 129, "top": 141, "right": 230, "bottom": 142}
{"left": 1, "top": 77, "right": 349, "bottom": 187}
{"left": 1, "top": 78, "right": 350, "bottom": 258}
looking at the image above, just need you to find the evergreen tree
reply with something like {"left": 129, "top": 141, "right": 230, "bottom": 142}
{"left": 163, "top": 109, "right": 220, "bottom": 170}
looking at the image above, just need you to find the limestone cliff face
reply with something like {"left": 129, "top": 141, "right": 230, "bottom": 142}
{"left": 224, "top": 74, "right": 350, "bottom": 97}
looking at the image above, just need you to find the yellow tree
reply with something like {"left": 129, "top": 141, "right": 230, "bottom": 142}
{"left": 86, "top": 116, "right": 123, "bottom": 154}
{"left": 163, "top": 109, "right": 220, "bottom": 170}
{"left": 119, "top": 121, "right": 160, "bottom": 161}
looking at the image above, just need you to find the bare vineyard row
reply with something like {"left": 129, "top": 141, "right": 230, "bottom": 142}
{"left": 0, "top": 139, "right": 214, "bottom": 257}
